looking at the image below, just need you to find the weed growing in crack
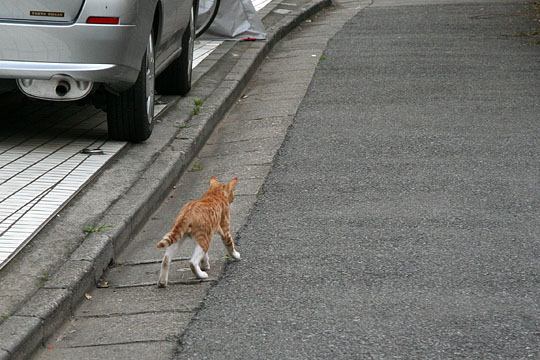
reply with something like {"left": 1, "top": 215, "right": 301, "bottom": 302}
{"left": 38, "top": 271, "right": 50, "bottom": 284}
{"left": 190, "top": 161, "right": 203, "bottom": 172}
{"left": 83, "top": 224, "right": 111, "bottom": 235}
{"left": 192, "top": 98, "right": 204, "bottom": 115}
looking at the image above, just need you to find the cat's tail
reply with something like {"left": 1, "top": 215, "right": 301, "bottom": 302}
{"left": 157, "top": 219, "right": 189, "bottom": 248}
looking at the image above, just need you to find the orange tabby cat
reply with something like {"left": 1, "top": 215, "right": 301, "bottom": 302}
{"left": 157, "top": 176, "right": 240, "bottom": 287}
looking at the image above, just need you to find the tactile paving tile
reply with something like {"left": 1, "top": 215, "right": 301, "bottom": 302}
{"left": 193, "top": 40, "right": 223, "bottom": 68}
{"left": 0, "top": 0, "right": 272, "bottom": 269}
{"left": 252, "top": 0, "right": 273, "bottom": 10}
{"left": 0, "top": 110, "right": 125, "bottom": 267}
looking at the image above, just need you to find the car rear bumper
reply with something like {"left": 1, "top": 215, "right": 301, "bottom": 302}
{"left": 0, "top": 22, "right": 146, "bottom": 89}
{"left": 0, "top": 60, "right": 139, "bottom": 89}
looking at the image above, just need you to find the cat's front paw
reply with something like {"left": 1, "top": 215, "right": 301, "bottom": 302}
{"left": 200, "top": 254, "right": 210, "bottom": 271}
{"left": 157, "top": 280, "right": 167, "bottom": 288}
{"left": 231, "top": 251, "right": 241, "bottom": 260}
{"left": 194, "top": 270, "right": 208, "bottom": 279}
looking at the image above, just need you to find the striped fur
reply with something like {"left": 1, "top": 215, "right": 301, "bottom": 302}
{"left": 156, "top": 219, "right": 190, "bottom": 248}
{"left": 157, "top": 177, "right": 240, "bottom": 287}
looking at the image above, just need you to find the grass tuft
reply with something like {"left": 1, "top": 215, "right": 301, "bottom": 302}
{"left": 38, "top": 271, "right": 50, "bottom": 284}
{"left": 190, "top": 161, "right": 203, "bottom": 172}
{"left": 83, "top": 224, "right": 111, "bottom": 235}
{"left": 192, "top": 98, "right": 204, "bottom": 115}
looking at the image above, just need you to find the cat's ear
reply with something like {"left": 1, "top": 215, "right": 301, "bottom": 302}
{"left": 210, "top": 176, "right": 219, "bottom": 187}
{"left": 227, "top": 177, "right": 238, "bottom": 191}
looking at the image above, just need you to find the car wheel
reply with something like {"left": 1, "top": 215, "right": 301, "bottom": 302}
{"left": 106, "top": 33, "right": 155, "bottom": 142}
{"left": 156, "top": 5, "right": 194, "bottom": 95}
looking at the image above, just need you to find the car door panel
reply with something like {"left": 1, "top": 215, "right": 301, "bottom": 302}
{"left": 156, "top": 0, "right": 191, "bottom": 69}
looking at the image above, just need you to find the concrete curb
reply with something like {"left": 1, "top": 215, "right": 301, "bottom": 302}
{"left": 0, "top": 1, "right": 332, "bottom": 359}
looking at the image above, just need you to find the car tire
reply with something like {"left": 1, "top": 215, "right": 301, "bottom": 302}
{"left": 106, "top": 33, "right": 155, "bottom": 142}
{"left": 156, "top": 5, "right": 194, "bottom": 96}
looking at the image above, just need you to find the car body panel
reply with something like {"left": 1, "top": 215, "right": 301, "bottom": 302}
{"left": 0, "top": 60, "right": 138, "bottom": 85}
{"left": 0, "top": 0, "right": 86, "bottom": 23}
{"left": 0, "top": 0, "right": 193, "bottom": 92}
{"left": 155, "top": 0, "right": 191, "bottom": 70}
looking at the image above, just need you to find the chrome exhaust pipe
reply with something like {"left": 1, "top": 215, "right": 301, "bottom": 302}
{"left": 55, "top": 80, "right": 71, "bottom": 97}
{"left": 17, "top": 75, "right": 92, "bottom": 101}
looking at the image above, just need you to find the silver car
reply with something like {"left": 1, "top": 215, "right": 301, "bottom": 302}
{"left": 0, "top": 0, "right": 197, "bottom": 142}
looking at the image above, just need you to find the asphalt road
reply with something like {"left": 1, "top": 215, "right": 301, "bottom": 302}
{"left": 175, "top": 1, "right": 539, "bottom": 358}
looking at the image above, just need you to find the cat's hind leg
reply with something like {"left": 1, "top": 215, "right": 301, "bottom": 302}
{"left": 190, "top": 234, "right": 210, "bottom": 279}
{"left": 157, "top": 240, "right": 181, "bottom": 288}
{"left": 190, "top": 244, "right": 209, "bottom": 279}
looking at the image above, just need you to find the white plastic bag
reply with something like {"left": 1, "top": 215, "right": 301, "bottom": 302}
{"left": 201, "top": 0, "right": 266, "bottom": 40}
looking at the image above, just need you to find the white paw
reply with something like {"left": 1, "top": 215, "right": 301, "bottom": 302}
{"left": 190, "top": 263, "right": 209, "bottom": 279}
{"left": 197, "top": 271, "right": 209, "bottom": 279}
{"left": 157, "top": 272, "right": 168, "bottom": 288}
{"left": 200, "top": 262, "right": 210, "bottom": 271}
{"left": 231, "top": 251, "right": 241, "bottom": 260}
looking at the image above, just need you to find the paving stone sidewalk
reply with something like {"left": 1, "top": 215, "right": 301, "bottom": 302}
{"left": 0, "top": 0, "right": 335, "bottom": 359}
{"left": 30, "top": 1, "right": 373, "bottom": 359}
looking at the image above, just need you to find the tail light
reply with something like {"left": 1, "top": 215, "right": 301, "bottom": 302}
{"left": 86, "top": 16, "right": 120, "bottom": 25}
